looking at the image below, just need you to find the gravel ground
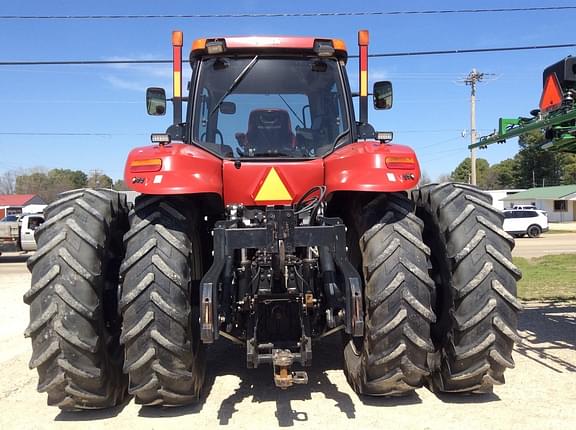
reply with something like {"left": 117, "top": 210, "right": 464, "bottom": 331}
{"left": 548, "top": 222, "right": 576, "bottom": 231}
{"left": 512, "top": 232, "right": 576, "bottom": 258}
{"left": 0, "top": 257, "right": 574, "bottom": 430}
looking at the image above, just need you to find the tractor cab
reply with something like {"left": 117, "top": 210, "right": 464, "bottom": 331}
{"left": 145, "top": 34, "right": 394, "bottom": 158}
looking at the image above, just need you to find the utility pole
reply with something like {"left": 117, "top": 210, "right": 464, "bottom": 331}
{"left": 89, "top": 169, "right": 102, "bottom": 188}
{"left": 460, "top": 69, "right": 494, "bottom": 186}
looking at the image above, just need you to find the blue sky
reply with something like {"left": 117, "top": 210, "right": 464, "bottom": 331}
{"left": 0, "top": 0, "right": 575, "bottom": 182}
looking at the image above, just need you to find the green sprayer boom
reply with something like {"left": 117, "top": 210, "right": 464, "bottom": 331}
{"left": 472, "top": 56, "right": 576, "bottom": 153}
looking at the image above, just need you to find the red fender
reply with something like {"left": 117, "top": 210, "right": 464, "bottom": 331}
{"left": 324, "top": 141, "right": 421, "bottom": 194}
{"left": 124, "top": 143, "right": 223, "bottom": 195}
{"left": 125, "top": 141, "right": 420, "bottom": 202}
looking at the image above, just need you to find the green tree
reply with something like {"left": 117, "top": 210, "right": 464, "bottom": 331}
{"left": 50, "top": 169, "right": 87, "bottom": 188}
{"left": 451, "top": 157, "right": 490, "bottom": 188}
{"left": 16, "top": 168, "right": 87, "bottom": 202}
{"left": 516, "top": 130, "right": 562, "bottom": 187}
{"left": 86, "top": 170, "right": 113, "bottom": 188}
{"left": 113, "top": 179, "right": 130, "bottom": 191}
{"left": 486, "top": 158, "right": 520, "bottom": 189}
{"left": 48, "top": 169, "right": 87, "bottom": 193}
{"left": 559, "top": 153, "right": 576, "bottom": 184}
{"left": 16, "top": 172, "right": 50, "bottom": 200}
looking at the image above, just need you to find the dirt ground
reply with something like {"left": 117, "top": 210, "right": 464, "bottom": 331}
{"left": 512, "top": 232, "right": 576, "bottom": 258}
{"left": 0, "top": 256, "right": 575, "bottom": 430}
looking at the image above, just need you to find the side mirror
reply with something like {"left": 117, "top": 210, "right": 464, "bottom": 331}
{"left": 373, "top": 81, "right": 393, "bottom": 110}
{"left": 146, "top": 87, "right": 166, "bottom": 116}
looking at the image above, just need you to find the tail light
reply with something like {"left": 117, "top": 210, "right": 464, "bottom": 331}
{"left": 385, "top": 156, "right": 416, "bottom": 169}
{"left": 130, "top": 158, "right": 163, "bottom": 173}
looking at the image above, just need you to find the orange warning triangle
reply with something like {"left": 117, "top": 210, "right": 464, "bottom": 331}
{"left": 254, "top": 168, "right": 293, "bottom": 203}
{"left": 539, "top": 73, "right": 563, "bottom": 112}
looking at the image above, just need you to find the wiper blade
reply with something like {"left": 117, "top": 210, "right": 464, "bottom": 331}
{"left": 278, "top": 94, "right": 305, "bottom": 127}
{"left": 210, "top": 55, "right": 259, "bottom": 116}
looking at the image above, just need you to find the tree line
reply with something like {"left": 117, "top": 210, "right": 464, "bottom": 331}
{"left": 0, "top": 168, "right": 128, "bottom": 203}
{"left": 450, "top": 131, "right": 576, "bottom": 189}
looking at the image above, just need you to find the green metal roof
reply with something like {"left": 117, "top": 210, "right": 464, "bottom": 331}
{"left": 501, "top": 184, "right": 576, "bottom": 201}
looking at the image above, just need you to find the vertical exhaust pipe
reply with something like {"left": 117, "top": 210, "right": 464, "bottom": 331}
{"left": 358, "top": 30, "right": 369, "bottom": 125}
{"left": 172, "top": 31, "right": 183, "bottom": 125}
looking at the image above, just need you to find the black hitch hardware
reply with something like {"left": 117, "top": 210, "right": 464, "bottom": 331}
{"left": 199, "top": 209, "right": 364, "bottom": 343}
{"left": 272, "top": 349, "right": 309, "bottom": 389}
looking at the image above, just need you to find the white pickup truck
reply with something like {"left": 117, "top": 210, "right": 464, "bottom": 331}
{"left": 0, "top": 213, "right": 44, "bottom": 255}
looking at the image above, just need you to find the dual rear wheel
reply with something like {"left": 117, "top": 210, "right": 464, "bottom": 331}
{"left": 25, "top": 183, "right": 521, "bottom": 409}
{"left": 343, "top": 184, "right": 521, "bottom": 396}
{"left": 25, "top": 189, "right": 129, "bottom": 409}
{"left": 25, "top": 191, "right": 206, "bottom": 409}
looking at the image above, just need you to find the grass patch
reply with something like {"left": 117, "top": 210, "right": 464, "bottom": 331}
{"left": 514, "top": 254, "right": 576, "bottom": 300}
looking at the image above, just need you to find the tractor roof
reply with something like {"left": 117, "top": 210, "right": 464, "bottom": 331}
{"left": 191, "top": 36, "right": 348, "bottom": 61}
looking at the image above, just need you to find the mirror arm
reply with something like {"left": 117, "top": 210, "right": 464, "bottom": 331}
{"left": 168, "top": 97, "right": 189, "bottom": 102}
{"left": 351, "top": 92, "right": 373, "bottom": 97}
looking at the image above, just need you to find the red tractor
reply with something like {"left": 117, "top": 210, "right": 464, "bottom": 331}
{"left": 25, "top": 30, "right": 521, "bottom": 409}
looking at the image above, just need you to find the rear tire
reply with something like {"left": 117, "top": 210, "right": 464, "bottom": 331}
{"left": 24, "top": 189, "right": 129, "bottom": 409}
{"left": 343, "top": 193, "right": 436, "bottom": 395}
{"left": 119, "top": 196, "right": 205, "bottom": 406}
{"left": 413, "top": 183, "right": 522, "bottom": 393}
{"left": 527, "top": 224, "right": 541, "bottom": 238}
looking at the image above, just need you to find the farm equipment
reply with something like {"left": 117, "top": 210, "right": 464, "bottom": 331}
{"left": 25, "top": 30, "right": 521, "bottom": 409}
{"left": 472, "top": 56, "right": 576, "bottom": 153}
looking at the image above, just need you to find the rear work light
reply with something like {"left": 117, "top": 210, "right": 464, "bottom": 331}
{"left": 376, "top": 131, "right": 394, "bottom": 143}
{"left": 313, "top": 39, "right": 335, "bottom": 57}
{"left": 205, "top": 39, "right": 227, "bottom": 55}
{"left": 151, "top": 133, "right": 171, "bottom": 144}
{"left": 385, "top": 156, "right": 416, "bottom": 170}
{"left": 130, "top": 158, "right": 163, "bottom": 173}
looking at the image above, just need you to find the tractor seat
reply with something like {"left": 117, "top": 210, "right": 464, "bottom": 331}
{"left": 245, "top": 109, "right": 294, "bottom": 153}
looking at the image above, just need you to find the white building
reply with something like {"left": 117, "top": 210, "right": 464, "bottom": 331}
{"left": 486, "top": 189, "right": 526, "bottom": 210}
{"left": 501, "top": 185, "right": 576, "bottom": 223}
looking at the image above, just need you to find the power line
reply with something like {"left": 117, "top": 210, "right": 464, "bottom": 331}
{"left": 0, "top": 132, "right": 147, "bottom": 136}
{"left": 0, "top": 59, "right": 171, "bottom": 66}
{"left": 1, "top": 43, "right": 575, "bottom": 67}
{"left": 1, "top": 6, "right": 575, "bottom": 20}
{"left": 0, "top": 100, "right": 140, "bottom": 104}
{"left": 364, "top": 43, "right": 576, "bottom": 58}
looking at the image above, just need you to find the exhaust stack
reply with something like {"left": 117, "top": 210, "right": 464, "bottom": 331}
{"left": 172, "top": 31, "right": 183, "bottom": 125}
{"left": 358, "top": 30, "right": 369, "bottom": 125}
